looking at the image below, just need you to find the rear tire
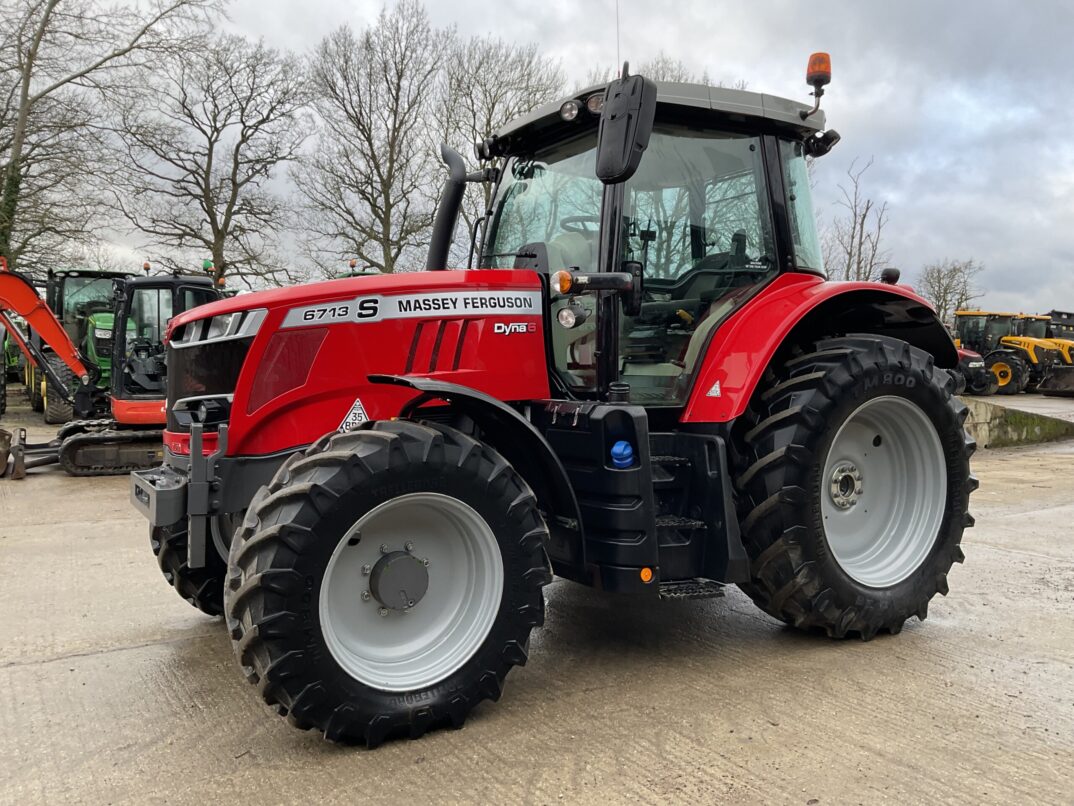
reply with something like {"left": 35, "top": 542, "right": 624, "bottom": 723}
{"left": 151, "top": 520, "right": 226, "bottom": 616}
{"left": 224, "top": 420, "right": 550, "bottom": 745}
{"left": 733, "top": 336, "right": 976, "bottom": 639}
{"left": 0, "top": 369, "right": 6, "bottom": 417}
{"left": 987, "top": 352, "right": 1025, "bottom": 395}
{"left": 43, "top": 356, "right": 74, "bottom": 424}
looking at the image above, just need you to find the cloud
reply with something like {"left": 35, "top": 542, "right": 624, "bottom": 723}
{"left": 226, "top": 0, "right": 1074, "bottom": 313}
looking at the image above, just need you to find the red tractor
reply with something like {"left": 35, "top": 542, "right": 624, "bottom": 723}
{"left": 131, "top": 57, "right": 976, "bottom": 745}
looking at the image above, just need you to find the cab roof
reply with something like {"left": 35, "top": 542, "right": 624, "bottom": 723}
{"left": 496, "top": 81, "right": 825, "bottom": 142}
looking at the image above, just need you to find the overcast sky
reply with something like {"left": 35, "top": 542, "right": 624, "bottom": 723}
{"left": 226, "top": 0, "right": 1074, "bottom": 314}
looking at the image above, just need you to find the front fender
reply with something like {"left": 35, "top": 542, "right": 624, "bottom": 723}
{"left": 682, "top": 274, "right": 957, "bottom": 423}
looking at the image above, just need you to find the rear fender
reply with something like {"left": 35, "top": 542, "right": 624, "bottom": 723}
{"left": 683, "top": 276, "right": 957, "bottom": 423}
{"left": 369, "top": 374, "right": 583, "bottom": 537}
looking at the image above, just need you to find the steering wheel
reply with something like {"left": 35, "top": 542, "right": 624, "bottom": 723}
{"left": 560, "top": 215, "right": 600, "bottom": 234}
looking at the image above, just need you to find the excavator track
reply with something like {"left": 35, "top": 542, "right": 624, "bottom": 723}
{"left": 59, "top": 427, "right": 164, "bottom": 476}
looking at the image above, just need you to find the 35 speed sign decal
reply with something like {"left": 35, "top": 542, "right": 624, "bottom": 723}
{"left": 281, "top": 290, "right": 542, "bottom": 329}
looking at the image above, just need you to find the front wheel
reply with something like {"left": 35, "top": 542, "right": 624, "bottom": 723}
{"left": 987, "top": 352, "right": 1025, "bottom": 395}
{"left": 224, "top": 420, "right": 550, "bottom": 745}
{"left": 43, "top": 356, "right": 74, "bottom": 424}
{"left": 151, "top": 520, "right": 227, "bottom": 616}
{"left": 734, "top": 336, "right": 976, "bottom": 639}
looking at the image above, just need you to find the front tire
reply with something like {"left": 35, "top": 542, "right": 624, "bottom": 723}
{"left": 734, "top": 336, "right": 976, "bottom": 639}
{"left": 224, "top": 420, "right": 550, "bottom": 745}
{"left": 43, "top": 356, "right": 74, "bottom": 424}
{"left": 151, "top": 520, "right": 227, "bottom": 616}
{"left": 987, "top": 352, "right": 1025, "bottom": 395}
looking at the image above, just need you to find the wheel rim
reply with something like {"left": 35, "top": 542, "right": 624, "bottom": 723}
{"left": 992, "top": 362, "right": 1011, "bottom": 386}
{"left": 211, "top": 512, "right": 244, "bottom": 561}
{"left": 821, "top": 395, "right": 947, "bottom": 588}
{"left": 319, "top": 493, "right": 504, "bottom": 691}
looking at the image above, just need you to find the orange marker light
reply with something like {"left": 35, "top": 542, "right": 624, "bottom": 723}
{"left": 550, "top": 270, "right": 573, "bottom": 295}
{"left": 640, "top": 567, "right": 654, "bottom": 584}
{"left": 807, "top": 52, "right": 831, "bottom": 88}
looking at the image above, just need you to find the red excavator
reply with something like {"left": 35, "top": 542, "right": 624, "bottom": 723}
{"left": 0, "top": 257, "right": 222, "bottom": 476}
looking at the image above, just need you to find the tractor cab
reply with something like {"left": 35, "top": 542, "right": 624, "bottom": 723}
{"left": 1014, "top": 314, "right": 1049, "bottom": 341}
{"left": 480, "top": 77, "right": 828, "bottom": 406}
{"left": 109, "top": 274, "right": 222, "bottom": 417}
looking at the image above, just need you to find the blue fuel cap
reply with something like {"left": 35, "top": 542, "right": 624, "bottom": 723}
{"left": 611, "top": 440, "right": 634, "bottom": 469}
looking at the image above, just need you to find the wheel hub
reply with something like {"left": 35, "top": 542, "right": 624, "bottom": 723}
{"left": 828, "top": 462, "right": 864, "bottom": 509}
{"left": 369, "top": 550, "right": 429, "bottom": 610}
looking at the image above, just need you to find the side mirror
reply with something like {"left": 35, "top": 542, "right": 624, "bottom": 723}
{"left": 595, "top": 66, "right": 657, "bottom": 185}
{"left": 803, "top": 129, "right": 841, "bottom": 158}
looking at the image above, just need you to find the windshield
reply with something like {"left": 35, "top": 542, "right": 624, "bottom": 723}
{"left": 130, "top": 287, "right": 174, "bottom": 345}
{"left": 1022, "top": 319, "right": 1047, "bottom": 339}
{"left": 62, "top": 277, "right": 114, "bottom": 319}
{"left": 482, "top": 134, "right": 601, "bottom": 271}
{"left": 986, "top": 316, "right": 1012, "bottom": 341}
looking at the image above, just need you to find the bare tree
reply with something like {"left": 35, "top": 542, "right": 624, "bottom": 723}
{"left": 435, "top": 35, "right": 566, "bottom": 265}
{"left": 108, "top": 34, "right": 310, "bottom": 285}
{"left": 823, "top": 158, "right": 890, "bottom": 281}
{"left": 296, "top": 2, "right": 441, "bottom": 275}
{"left": 916, "top": 258, "right": 984, "bottom": 323}
{"left": 582, "top": 55, "right": 742, "bottom": 88}
{"left": 0, "top": 0, "right": 215, "bottom": 271}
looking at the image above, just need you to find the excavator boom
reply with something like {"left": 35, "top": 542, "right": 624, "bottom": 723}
{"left": 0, "top": 258, "right": 94, "bottom": 407}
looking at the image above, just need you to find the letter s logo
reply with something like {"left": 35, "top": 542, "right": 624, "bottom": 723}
{"left": 356, "top": 298, "right": 380, "bottom": 319}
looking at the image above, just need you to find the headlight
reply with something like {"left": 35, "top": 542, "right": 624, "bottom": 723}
{"left": 93, "top": 328, "right": 112, "bottom": 339}
{"left": 172, "top": 308, "right": 267, "bottom": 347}
{"left": 557, "top": 304, "right": 589, "bottom": 329}
{"left": 205, "top": 312, "right": 238, "bottom": 340}
{"left": 969, "top": 361, "right": 984, "bottom": 368}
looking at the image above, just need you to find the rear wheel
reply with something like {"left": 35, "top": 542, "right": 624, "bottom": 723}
{"left": 987, "top": 352, "right": 1025, "bottom": 395}
{"left": 151, "top": 520, "right": 226, "bottom": 616}
{"left": 224, "top": 420, "right": 550, "bottom": 745}
{"left": 43, "top": 356, "right": 74, "bottom": 424}
{"left": 734, "top": 336, "right": 976, "bottom": 639}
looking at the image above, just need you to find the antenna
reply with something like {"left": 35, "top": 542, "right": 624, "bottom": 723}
{"left": 615, "top": 0, "right": 620, "bottom": 70}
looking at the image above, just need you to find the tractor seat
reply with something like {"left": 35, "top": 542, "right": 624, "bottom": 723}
{"left": 545, "top": 231, "right": 596, "bottom": 273}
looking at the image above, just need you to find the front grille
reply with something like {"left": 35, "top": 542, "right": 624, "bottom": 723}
{"left": 166, "top": 338, "right": 252, "bottom": 431}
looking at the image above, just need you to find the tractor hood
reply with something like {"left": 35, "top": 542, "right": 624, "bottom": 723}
{"left": 163, "top": 269, "right": 551, "bottom": 457}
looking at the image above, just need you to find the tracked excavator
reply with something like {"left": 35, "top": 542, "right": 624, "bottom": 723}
{"left": 0, "top": 258, "right": 221, "bottom": 476}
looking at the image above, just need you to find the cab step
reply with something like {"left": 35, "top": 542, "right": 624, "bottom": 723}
{"left": 658, "top": 578, "right": 726, "bottom": 600}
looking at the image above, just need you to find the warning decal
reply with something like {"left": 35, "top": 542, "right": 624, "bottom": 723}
{"left": 338, "top": 397, "right": 369, "bottom": 432}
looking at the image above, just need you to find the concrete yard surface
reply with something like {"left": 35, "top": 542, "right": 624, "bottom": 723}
{"left": 0, "top": 390, "right": 1072, "bottom": 805}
